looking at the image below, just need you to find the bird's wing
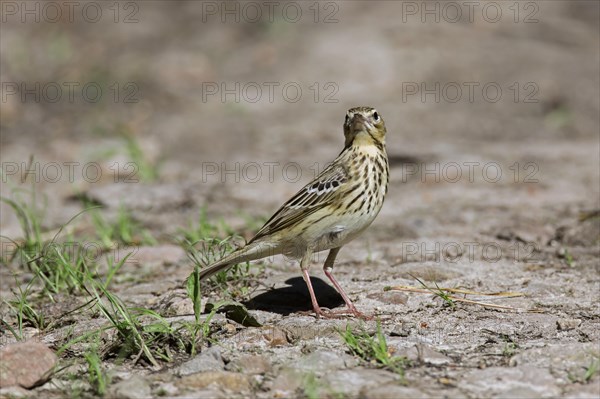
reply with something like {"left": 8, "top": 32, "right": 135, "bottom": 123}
{"left": 248, "top": 161, "right": 351, "bottom": 243}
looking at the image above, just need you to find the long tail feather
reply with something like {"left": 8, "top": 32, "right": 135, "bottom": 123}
{"left": 198, "top": 241, "right": 279, "bottom": 280}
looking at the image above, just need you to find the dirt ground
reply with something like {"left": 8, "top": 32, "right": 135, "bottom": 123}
{"left": 1, "top": 1, "right": 599, "bottom": 398}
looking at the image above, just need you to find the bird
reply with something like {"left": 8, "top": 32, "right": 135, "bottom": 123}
{"left": 198, "top": 106, "right": 389, "bottom": 318}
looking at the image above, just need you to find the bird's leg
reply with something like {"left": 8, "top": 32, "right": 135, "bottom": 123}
{"left": 300, "top": 248, "right": 370, "bottom": 319}
{"left": 300, "top": 249, "right": 326, "bottom": 317}
{"left": 323, "top": 247, "right": 372, "bottom": 320}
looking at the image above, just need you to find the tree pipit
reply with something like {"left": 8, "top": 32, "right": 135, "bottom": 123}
{"left": 199, "top": 106, "right": 389, "bottom": 319}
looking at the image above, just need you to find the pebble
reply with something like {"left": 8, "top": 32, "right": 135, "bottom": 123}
{"left": 262, "top": 326, "right": 289, "bottom": 347}
{"left": 176, "top": 347, "right": 224, "bottom": 376}
{"left": 390, "top": 322, "right": 411, "bottom": 337}
{"left": 361, "top": 384, "right": 429, "bottom": 399}
{"left": 556, "top": 318, "right": 582, "bottom": 331}
{"left": 268, "top": 368, "right": 305, "bottom": 396}
{"left": 293, "top": 350, "right": 350, "bottom": 374}
{"left": 177, "top": 371, "right": 251, "bottom": 393}
{"left": 321, "top": 368, "right": 399, "bottom": 397}
{"left": 107, "top": 376, "right": 151, "bottom": 399}
{"left": 228, "top": 355, "right": 272, "bottom": 375}
{"left": 0, "top": 342, "right": 57, "bottom": 389}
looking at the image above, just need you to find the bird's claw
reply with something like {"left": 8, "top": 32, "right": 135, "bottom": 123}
{"left": 306, "top": 307, "right": 374, "bottom": 320}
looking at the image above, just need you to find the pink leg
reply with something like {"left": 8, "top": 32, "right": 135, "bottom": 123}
{"left": 323, "top": 248, "right": 372, "bottom": 319}
{"left": 301, "top": 269, "right": 324, "bottom": 315}
{"left": 300, "top": 250, "right": 331, "bottom": 318}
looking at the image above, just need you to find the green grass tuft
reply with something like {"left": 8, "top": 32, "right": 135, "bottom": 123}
{"left": 340, "top": 321, "right": 407, "bottom": 379}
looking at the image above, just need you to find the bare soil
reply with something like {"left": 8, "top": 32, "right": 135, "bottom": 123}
{"left": 1, "top": 1, "right": 599, "bottom": 398}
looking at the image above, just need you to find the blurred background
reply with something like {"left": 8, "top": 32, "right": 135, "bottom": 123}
{"left": 1, "top": 0, "right": 599, "bottom": 248}
{"left": 1, "top": 2, "right": 599, "bottom": 396}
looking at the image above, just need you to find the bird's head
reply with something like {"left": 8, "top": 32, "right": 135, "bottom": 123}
{"left": 343, "top": 106, "right": 386, "bottom": 148}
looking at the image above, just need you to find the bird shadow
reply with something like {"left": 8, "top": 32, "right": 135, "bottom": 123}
{"left": 243, "top": 276, "right": 344, "bottom": 316}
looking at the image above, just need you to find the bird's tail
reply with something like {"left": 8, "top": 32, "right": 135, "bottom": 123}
{"left": 198, "top": 240, "right": 279, "bottom": 280}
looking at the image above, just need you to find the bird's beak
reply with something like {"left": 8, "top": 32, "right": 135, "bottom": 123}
{"left": 350, "top": 114, "right": 370, "bottom": 133}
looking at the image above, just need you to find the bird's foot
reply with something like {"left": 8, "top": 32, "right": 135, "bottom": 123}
{"left": 304, "top": 306, "right": 373, "bottom": 320}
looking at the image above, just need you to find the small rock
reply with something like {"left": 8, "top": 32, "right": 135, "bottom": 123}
{"left": 419, "top": 346, "right": 452, "bottom": 366}
{"left": 177, "top": 347, "right": 224, "bottom": 376}
{"left": 390, "top": 322, "right": 410, "bottom": 337}
{"left": 157, "top": 289, "right": 207, "bottom": 317}
{"left": 108, "top": 376, "right": 151, "bottom": 399}
{"left": 557, "top": 318, "right": 582, "bottom": 331}
{"left": 166, "top": 296, "right": 196, "bottom": 316}
{"left": 223, "top": 323, "right": 237, "bottom": 334}
{"left": 361, "top": 384, "right": 428, "bottom": 399}
{"left": 321, "top": 368, "right": 399, "bottom": 397}
{"left": 294, "top": 350, "right": 349, "bottom": 374}
{"left": 178, "top": 371, "right": 251, "bottom": 392}
{"left": 0, "top": 341, "right": 57, "bottom": 388}
{"left": 262, "top": 326, "right": 289, "bottom": 346}
{"left": 268, "top": 368, "right": 305, "bottom": 396}
{"left": 228, "top": 355, "right": 272, "bottom": 375}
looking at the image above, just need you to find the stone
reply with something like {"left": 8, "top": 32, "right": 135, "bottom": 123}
{"left": 107, "top": 376, "right": 151, "bottom": 399}
{"left": 321, "top": 368, "right": 399, "bottom": 397}
{"left": 293, "top": 350, "right": 349, "bottom": 374}
{"left": 165, "top": 296, "right": 196, "bottom": 316}
{"left": 268, "top": 368, "right": 305, "bottom": 396}
{"left": 228, "top": 355, "right": 272, "bottom": 375}
{"left": 178, "top": 371, "right": 251, "bottom": 393}
{"left": 0, "top": 342, "right": 57, "bottom": 388}
{"left": 419, "top": 346, "right": 452, "bottom": 366}
{"left": 177, "top": 347, "right": 224, "bottom": 376}
{"left": 390, "top": 322, "right": 411, "bottom": 337}
{"left": 360, "top": 383, "right": 429, "bottom": 399}
{"left": 262, "top": 326, "right": 289, "bottom": 347}
{"left": 557, "top": 318, "right": 582, "bottom": 331}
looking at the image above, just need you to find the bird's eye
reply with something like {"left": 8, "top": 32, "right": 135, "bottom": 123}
{"left": 372, "top": 112, "right": 380, "bottom": 121}
{"left": 345, "top": 114, "right": 350, "bottom": 123}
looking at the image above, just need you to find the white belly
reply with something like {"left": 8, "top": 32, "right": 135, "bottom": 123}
{"left": 309, "top": 209, "right": 379, "bottom": 252}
